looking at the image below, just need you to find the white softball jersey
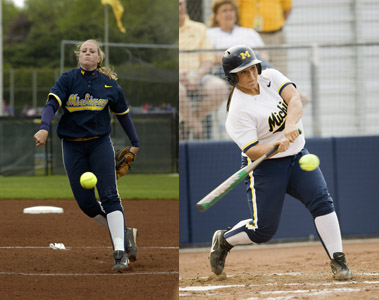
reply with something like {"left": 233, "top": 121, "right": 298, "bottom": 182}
{"left": 225, "top": 68, "right": 305, "bottom": 159}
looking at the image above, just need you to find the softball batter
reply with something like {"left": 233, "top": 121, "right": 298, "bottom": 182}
{"left": 33, "top": 39, "right": 139, "bottom": 271}
{"left": 209, "top": 45, "right": 352, "bottom": 280}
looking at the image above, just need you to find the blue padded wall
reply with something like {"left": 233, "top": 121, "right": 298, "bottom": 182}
{"left": 334, "top": 136, "right": 379, "bottom": 236}
{"left": 180, "top": 136, "right": 379, "bottom": 246}
{"left": 186, "top": 141, "right": 247, "bottom": 245}
{"left": 179, "top": 142, "right": 190, "bottom": 244}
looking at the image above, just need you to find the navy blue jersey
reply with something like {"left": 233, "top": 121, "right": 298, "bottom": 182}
{"left": 49, "top": 68, "right": 129, "bottom": 139}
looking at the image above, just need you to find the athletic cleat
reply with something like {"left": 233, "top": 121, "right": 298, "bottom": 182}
{"left": 209, "top": 230, "right": 233, "bottom": 275}
{"left": 330, "top": 252, "right": 352, "bottom": 280}
{"left": 125, "top": 227, "right": 138, "bottom": 262}
{"left": 112, "top": 250, "right": 129, "bottom": 271}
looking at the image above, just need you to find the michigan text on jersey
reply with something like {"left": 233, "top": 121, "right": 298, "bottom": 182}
{"left": 268, "top": 101, "right": 288, "bottom": 133}
{"left": 66, "top": 93, "right": 109, "bottom": 112}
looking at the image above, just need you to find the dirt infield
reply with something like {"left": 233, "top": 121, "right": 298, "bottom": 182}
{"left": 179, "top": 239, "right": 379, "bottom": 299}
{"left": 0, "top": 199, "right": 179, "bottom": 300}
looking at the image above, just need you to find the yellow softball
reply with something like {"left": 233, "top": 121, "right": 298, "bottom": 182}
{"left": 299, "top": 154, "right": 320, "bottom": 171}
{"left": 80, "top": 172, "right": 97, "bottom": 189}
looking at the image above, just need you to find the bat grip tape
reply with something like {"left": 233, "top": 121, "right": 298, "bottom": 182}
{"left": 266, "top": 145, "right": 279, "bottom": 157}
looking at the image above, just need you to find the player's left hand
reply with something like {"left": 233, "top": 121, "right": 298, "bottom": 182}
{"left": 129, "top": 147, "right": 139, "bottom": 155}
{"left": 284, "top": 124, "right": 300, "bottom": 143}
{"left": 274, "top": 138, "right": 290, "bottom": 153}
{"left": 115, "top": 146, "right": 137, "bottom": 179}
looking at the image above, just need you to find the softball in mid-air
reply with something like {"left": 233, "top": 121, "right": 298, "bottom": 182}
{"left": 299, "top": 154, "right": 320, "bottom": 171}
{"left": 80, "top": 172, "right": 97, "bottom": 189}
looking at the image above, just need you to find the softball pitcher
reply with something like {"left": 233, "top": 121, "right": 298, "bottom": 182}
{"left": 33, "top": 39, "right": 139, "bottom": 271}
{"left": 209, "top": 45, "right": 352, "bottom": 280}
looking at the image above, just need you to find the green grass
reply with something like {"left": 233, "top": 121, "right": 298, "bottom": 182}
{"left": 0, "top": 174, "right": 179, "bottom": 200}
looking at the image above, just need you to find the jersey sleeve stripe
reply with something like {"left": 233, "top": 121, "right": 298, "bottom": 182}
{"left": 48, "top": 93, "right": 62, "bottom": 107}
{"left": 110, "top": 108, "right": 130, "bottom": 115}
{"left": 278, "top": 81, "right": 296, "bottom": 95}
{"left": 242, "top": 139, "right": 258, "bottom": 153}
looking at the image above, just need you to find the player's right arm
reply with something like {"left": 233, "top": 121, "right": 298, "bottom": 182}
{"left": 34, "top": 72, "right": 68, "bottom": 147}
{"left": 281, "top": 83, "right": 302, "bottom": 143}
{"left": 33, "top": 99, "right": 60, "bottom": 147}
{"left": 226, "top": 110, "right": 289, "bottom": 161}
{"left": 245, "top": 139, "right": 289, "bottom": 161}
{"left": 34, "top": 129, "right": 49, "bottom": 147}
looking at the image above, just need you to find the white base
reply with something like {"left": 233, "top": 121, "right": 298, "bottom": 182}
{"left": 49, "top": 243, "right": 66, "bottom": 250}
{"left": 23, "top": 206, "right": 64, "bottom": 214}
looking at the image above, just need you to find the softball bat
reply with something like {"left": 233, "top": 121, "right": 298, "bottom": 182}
{"left": 196, "top": 145, "right": 279, "bottom": 212}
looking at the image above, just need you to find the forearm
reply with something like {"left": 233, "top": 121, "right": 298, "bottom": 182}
{"left": 196, "top": 95, "right": 225, "bottom": 120}
{"left": 283, "top": 91, "right": 302, "bottom": 142}
{"left": 116, "top": 113, "right": 140, "bottom": 147}
{"left": 281, "top": 84, "right": 302, "bottom": 128}
{"left": 179, "top": 93, "right": 199, "bottom": 125}
{"left": 198, "top": 61, "right": 213, "bottom": 78}
{"left": 285, "top": 95, "right": 302, "bottom": 127}
{"left": 245, "top": 143, "right": 277, "bottom": 161}
{"left": 40, "top": 99, "right": 59, "bottom": 131}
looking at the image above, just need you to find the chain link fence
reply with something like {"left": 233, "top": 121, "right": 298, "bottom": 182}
{"left": 179, "top": 42, "right": 379, "bottom": 140}
{"left": 0, "top": 41, "right": 178, "bottom": 176}
{"left": 2, "top": 42, "right": 178, "bottom": 116}
{"left": 180, "top": 0, "right": 379, "bottom": 140}
{"left": 0, "top": 112, "right": 178, "bottom": 176}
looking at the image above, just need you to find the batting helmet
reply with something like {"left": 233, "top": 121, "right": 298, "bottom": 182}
{"left": 222, "top": 45, "right": 262, "bottom": 86}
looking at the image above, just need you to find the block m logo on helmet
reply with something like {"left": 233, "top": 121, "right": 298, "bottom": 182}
{"left": 240, "top": 51, "right": 251, "bottom": 60}
{"left": 222, "top": 45, "right": 263, "bottom": 86}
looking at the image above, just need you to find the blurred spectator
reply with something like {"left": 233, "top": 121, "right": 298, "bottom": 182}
{"left": 207, "top": 0, "right": 310, "bottom": 106}
{"left": 165, "top": 103, "right": 172, "bottom": 111}
{"left": 21, "top": 105, "right": 38, "bottom": 117}
{"left": 1, "top": 100, "right": 13, "bottom": 116}
{"left": 237, "top": 0, "right": 292, "bottom": 74}
{"left": 143, "top": 101, "right": 152, "bottom": 112}
{"left": 206, "top": 0, "right": 309, "bottom": 139}
{"left": 160, "top": 102, "right": 173, "bottom": 112}
{"left": 179, "top": 0, "right": 228, "bottom": 139}
{"left": 207, "top": 0, "right": 270, "bottom": 77}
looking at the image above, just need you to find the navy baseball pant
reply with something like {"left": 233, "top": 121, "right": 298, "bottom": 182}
{"left": 62, "top": 135, "right": 123, "bottom": 218}
{"left": 225, "top": 148, "right": 335, "bottom": 243}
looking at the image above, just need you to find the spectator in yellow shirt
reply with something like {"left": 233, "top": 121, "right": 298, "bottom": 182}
{"left": 179, "top": 0, "right": 229, "bottom": 140}
{"left": 237, "top": 0, "right": 292, "bottom": 74}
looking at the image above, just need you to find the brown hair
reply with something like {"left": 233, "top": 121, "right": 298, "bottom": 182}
{"left": 75, "top": 39, "right": 118, "bottom": 80}
{"left": 226, "top": 86, "right": 235, "bottom": 112}
{"left": 209, "top": 0, "right": 240, "bottom": 28}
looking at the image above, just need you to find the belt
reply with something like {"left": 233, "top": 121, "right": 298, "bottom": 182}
{"left": 64, "top": 136, "right": 100, "bottom": 142}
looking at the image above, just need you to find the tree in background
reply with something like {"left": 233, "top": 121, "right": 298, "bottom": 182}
{"left": 2, "top": 0, "right": 178, "bottom": 110}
